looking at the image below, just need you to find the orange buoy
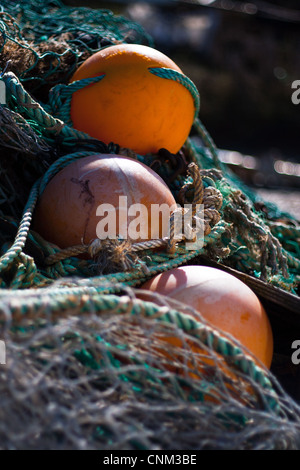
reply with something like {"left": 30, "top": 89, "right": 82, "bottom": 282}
{"left": 139, "top": 265, "right": 274, "bottom": 369}
{"left": 135, "top": 289, "right": 257, "bottom": 404}
{"left": 33, "top": 154, "right": 177, "bottom": 251}
{"left": 69, "top": 44, "right": 197, "bottom": 155}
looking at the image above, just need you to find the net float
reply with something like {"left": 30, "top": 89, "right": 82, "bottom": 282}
{"left": 69, "top": 44, "right": 198, "bottom": 155}
{"left": 139, "top": 265, "right": 274, "bottom": 369}
{"left": 33, "top": 154, "right": 177, "bottom": 251}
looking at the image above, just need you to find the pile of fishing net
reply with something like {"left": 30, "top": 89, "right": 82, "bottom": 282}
{"left": 0, "top": 0, "right": 300, "bottom": 450}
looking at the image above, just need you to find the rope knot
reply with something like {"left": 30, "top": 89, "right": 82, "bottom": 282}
{"left": 88, "top": 238, "right": 139, "bottom": 274}
{"left": 174, "top": 162, "right": 223, "bottom": 245}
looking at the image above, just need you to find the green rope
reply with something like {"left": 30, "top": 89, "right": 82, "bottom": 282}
{"left": 38, "top": 150, "right": 101, "bottom": 195}
{"left": 148, "top": 67, "right": 200, "bottom": 119}
{"left": 46, "top": 75, "right": 105, "bottom": 125}
{"left": 2, "top": 72, "right": 100, "bottom": 144}
{"left": 46, "top": 67, "right": 201, "bottom": 135}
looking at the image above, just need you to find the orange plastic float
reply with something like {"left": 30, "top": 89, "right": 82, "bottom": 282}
{"left": 33, "top": 154, "right": 177, "bottom": 251}
{"left": 139, "top": 265, "right": 274, "bottom": 369}
{"left": 69, "top": 44, "right": 197, "bottom": 155}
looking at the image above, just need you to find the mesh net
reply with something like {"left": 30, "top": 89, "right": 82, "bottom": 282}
{"left": 0, "top": 0, "right": 300, "bottom": 450}
{"left": 1, "top": 282, "right": 300, "bottom": 450}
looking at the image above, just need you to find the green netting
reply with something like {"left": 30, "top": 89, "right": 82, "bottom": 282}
{"left": 0, "top": 0, "right": 300, "bottom": 451}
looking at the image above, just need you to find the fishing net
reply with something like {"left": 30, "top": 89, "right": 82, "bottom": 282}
{"left": 0, "top": 0, "right": 300, "bottom": 450}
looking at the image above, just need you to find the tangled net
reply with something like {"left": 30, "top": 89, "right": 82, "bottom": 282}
{"left": 0, "top": 0, "right": 300, "bottom": 450}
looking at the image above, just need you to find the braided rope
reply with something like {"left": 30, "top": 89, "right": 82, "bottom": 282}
{"left": 184, "top": 135, "right": 300, "bottom": 289}
{"left": 38, "top": 150, "right": 99, "bottom": 195}
{"left": 0, "top": 178, "right": 39, "bottom": 272}
{"left": 148, "top": 67, "right": 200, "bottom": 119}
{"left": 46, "top": 75, "right": 105, "bottom": 125}
{"left": 224, "top": 190, "right": 294, "bottom": 281}
{"left": 177, "top": 162, "right": 223, "bottom": 236}
{"left": 39, "top": 222, "right": 227, "bottom": 290}
{"left": 191, "top": 118, "right": 223, "bottom": 170}
{"left": 1, "top": 67, "right": 201, "bottom": 147}
{"left": 187, "top": 162, "right": 204, "bottom": 212}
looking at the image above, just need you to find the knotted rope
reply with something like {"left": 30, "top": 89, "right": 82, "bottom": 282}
{"left": 43, "top": 162, "right": 223, "bottom": 269}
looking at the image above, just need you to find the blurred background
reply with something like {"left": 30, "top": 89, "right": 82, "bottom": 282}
{"left": 65, "top": 0, "right": 300, "bottom": 216}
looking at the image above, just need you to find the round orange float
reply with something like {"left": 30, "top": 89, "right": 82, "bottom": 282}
{"left": 139, "top": 265, "right": 274, "bottom": 369}
{"left": 33, "top": 154, "right": 177, "bottom": 250}
{"left": 69, "top": 44, "right": 197, "bottom": 155}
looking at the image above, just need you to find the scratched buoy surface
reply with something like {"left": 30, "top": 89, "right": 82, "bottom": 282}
{"left": 33, "top": 154, "right": 177, "bottom": 250}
